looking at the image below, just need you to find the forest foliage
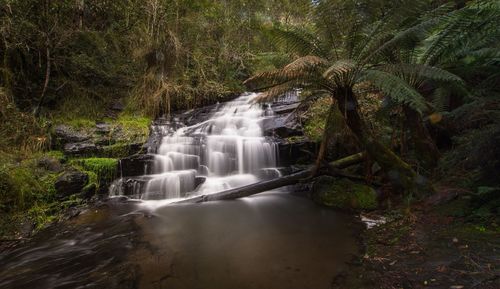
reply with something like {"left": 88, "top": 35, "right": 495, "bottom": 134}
{"left": 0, "top": 0, "right": 499, "bottom": 230}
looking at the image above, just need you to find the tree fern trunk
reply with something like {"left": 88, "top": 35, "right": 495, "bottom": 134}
{"left": 312, "top": 101, "right": 338, "bottom": 176}
{"left": 336, "top": 87, "right": 434, "bottom": 196}
{"left": 403, "top": 105, "right": 440, "bottom": 169}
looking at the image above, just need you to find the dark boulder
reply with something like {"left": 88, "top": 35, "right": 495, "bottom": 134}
{"left": 277, "top": 138, "right": 318, "bottom": 166}
{"left": 55, "top": 171, "right": 89, "bottom": 199}
{"left": 119, "top": 154, "right": 155, "bottom": 177}
{"left": 81, "top": 183, "right": 97, "bottom": 199}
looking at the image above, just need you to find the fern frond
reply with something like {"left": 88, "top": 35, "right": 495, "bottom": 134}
{"left": 357, "top": 2, "right": 452, "bottom": 63}
{"left": 254, "top": 80, "right": 326, "bottom": 103}
{"left": 421, "top": 3, "right": 500, "bottom": 65}
{"left": 244, "top": 56, "right": 327, "bottom": 89}
{"left": 322, "top": 59, "right": 356, "bottom": 85}
{"left": 431, "top": 87, "right": 451, "bottom": 112}
{"left": 381, "top": 64, "right": 464, "bottom": 86}
{"left": 267, "top": 26, "right": 327, "bottom": 58}
{"left": 361, "top": 69, "right": 428, "bottom": 113}
{"left": 364, "top": 16, "right": 439, "bottom": 64}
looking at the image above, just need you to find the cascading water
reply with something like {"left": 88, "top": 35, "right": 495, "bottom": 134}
{"left": 111, "top": 93, "right": 280, "bottom": 201}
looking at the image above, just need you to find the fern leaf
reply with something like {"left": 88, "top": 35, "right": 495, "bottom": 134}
{"left": 322, "top": 59, "right": 356, "bottom": 84}
{"left": 361, "top": 69, "right": 428, "bottom": 113}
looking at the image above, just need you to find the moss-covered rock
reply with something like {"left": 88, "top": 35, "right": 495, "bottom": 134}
{"left": 312, "top": 176, "right": 377, "bottom": 210}
{"left": 70, "top": 158, "right": 118, "bottom": 195}
{"left": 54, "top": 171, "right": 89, "bottom": 200}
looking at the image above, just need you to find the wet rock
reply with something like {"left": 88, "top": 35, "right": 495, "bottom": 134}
{"left": 262, "top": 115, "right": 303, "bottom": 138}
{"left": 81, "top": 183, "right": 97, "bottom": 199}
{"left": 55, "top": 171, "right": 89, "bottom": 199}
{"left": 119, "top": 154, "right": 155, "bottom": 177}
{"left": 271, "top": 101, "right": 300, "bottom": 114}
{"left": 312, "top": 176, "right": 377, "bottom": 210}
{"left": 110, "top": 178, "right": 147, "bottom": 196}
{"left": 53, "top": 125, "right": 90, "bottom": 147}
{"left": 38, "top": 157, "right": 62, "bottom": 172}
{"left": 277, "top": 138, "right": 318, "bottom": 166}
{"left": 195, "top": 176, "right": 206, "bottom": 188}
{"left": 64, "top": 142, "right": 99, "bottom": 156}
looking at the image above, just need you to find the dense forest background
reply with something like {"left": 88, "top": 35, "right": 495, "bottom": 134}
{"left": 0, "top": 0, "right": 499, "bottom": 235}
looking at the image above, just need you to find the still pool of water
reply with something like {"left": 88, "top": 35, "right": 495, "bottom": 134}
{"left": 0, "top": 191, "right": 362, "bottom": 289}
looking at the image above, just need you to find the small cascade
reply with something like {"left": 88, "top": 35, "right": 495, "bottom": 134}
{"left": 111, "top": 93, "right": 281, "bottom": 201}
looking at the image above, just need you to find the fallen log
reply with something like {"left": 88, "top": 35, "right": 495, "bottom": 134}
{"left": 174, "top": 152, "right": 366, "bottom": 204}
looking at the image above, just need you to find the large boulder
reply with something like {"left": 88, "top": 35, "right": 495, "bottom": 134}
{"left": 312, "top": 176, "right": 377, "bottom": 210}
{"left": 54, "top": 171, "right": 89, "bottom": 199}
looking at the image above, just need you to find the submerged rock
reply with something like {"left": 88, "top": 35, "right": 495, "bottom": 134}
{"left": 55, "top": 171, "right": 89, "bottom": 199}
{"left": 312, "top": 176, "right": 377, "bottom": 210}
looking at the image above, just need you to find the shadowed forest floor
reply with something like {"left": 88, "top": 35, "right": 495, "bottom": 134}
{"left": 335, "top": 198, "right": 499, "bottom": 289}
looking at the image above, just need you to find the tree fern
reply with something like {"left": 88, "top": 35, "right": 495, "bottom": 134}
{"left": 380, "top": 63, "right": 464, "bottom": 86}
{"left": 421, "top": 2, "right": 500, "bottom": 65}
{"left": 322, "top": 59, "right": 356, "bottom": 86}
{"left": 244, "top": 56, "right": 327, "bottom": 89}
{"left": 267, "top": 26, "right": 327, "bottom": 58}
{"left": 361, "top": 69, "right": 428, "bottom": 113}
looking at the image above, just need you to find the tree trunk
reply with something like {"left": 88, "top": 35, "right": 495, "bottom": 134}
{"left": 174, "top": 152, "right": 366, "bottom": 204}
{"left": 312, "top": 102, "right": 338, "bottom": 176}
{"left": 403, "top": 105, "right": 440, "bottom": 169}
{"left": 77, "top": 0, "right": 84, "bottom": 29}
{"left": 335, "top": 88, "right": 434, "bottom": 196}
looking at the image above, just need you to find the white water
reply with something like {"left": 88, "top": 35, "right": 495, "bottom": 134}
{"left": 111, "top": 93, "right": 279, "bottom": 201}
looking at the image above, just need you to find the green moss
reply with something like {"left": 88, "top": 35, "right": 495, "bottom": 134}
{"left": 75, "top": 158, "right": 117, "bottom": 182}
{"left": 101, "top": 143, "right": 139, "bottom": 158}
{"left": 0, "top": 152, "right": 65, "bottom": 234}
{"left": 44, "top": 150, "right": 65, "bottom": 160}
{"left": 113, "top": 114, "right": 151, "bottom": 143}
{"left": 70, "top": 158, "right": 117, "bottom": 192}
{"left": 116, "top": 115, "right": 151, "bottom": 130}
{"left": 312, "top": 176, "right": 377, "bottom": 210}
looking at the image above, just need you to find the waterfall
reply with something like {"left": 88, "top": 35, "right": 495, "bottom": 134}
{"left": 120, "top": 93, "right": 279, "bottom": 201}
